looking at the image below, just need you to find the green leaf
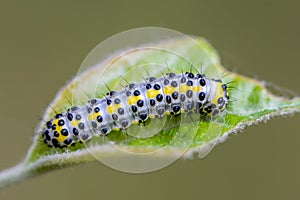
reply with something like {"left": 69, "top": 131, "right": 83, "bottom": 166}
{"left": 0, "top": 36, "right": 299, "bottom": 188}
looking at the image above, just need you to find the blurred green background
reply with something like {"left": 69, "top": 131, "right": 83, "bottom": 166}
{"left": 0, "top": 0, "right": 299, "bottom": 199}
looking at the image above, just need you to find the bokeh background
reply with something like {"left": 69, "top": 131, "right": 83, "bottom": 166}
{"left": 0, "top": 0, "right": 299, "bottom": 199}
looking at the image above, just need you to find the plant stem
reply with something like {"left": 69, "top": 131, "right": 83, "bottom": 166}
{"left": 0, "top": 162, "right": 36, "bottom": 189}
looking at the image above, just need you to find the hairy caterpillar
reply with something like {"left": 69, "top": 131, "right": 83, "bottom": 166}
{"left": 42, "top": 71, "right": 229, "bottom": 148}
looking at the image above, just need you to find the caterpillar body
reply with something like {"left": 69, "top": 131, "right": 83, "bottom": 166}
{"left": 42, "top": 71, "right": 229, "bottom": 148}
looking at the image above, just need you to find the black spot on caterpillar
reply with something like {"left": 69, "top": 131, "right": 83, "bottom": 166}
{"left": 42, "top": 71, "right": 229, "bottom": 148}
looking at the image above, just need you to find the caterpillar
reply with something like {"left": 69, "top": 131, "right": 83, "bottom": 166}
{"left": 42, "top": 71, "right": 229, "bottom": 148}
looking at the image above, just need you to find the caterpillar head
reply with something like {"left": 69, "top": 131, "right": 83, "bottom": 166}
{"left": 203, "top": 79, "right": 229, "bottom": 116}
